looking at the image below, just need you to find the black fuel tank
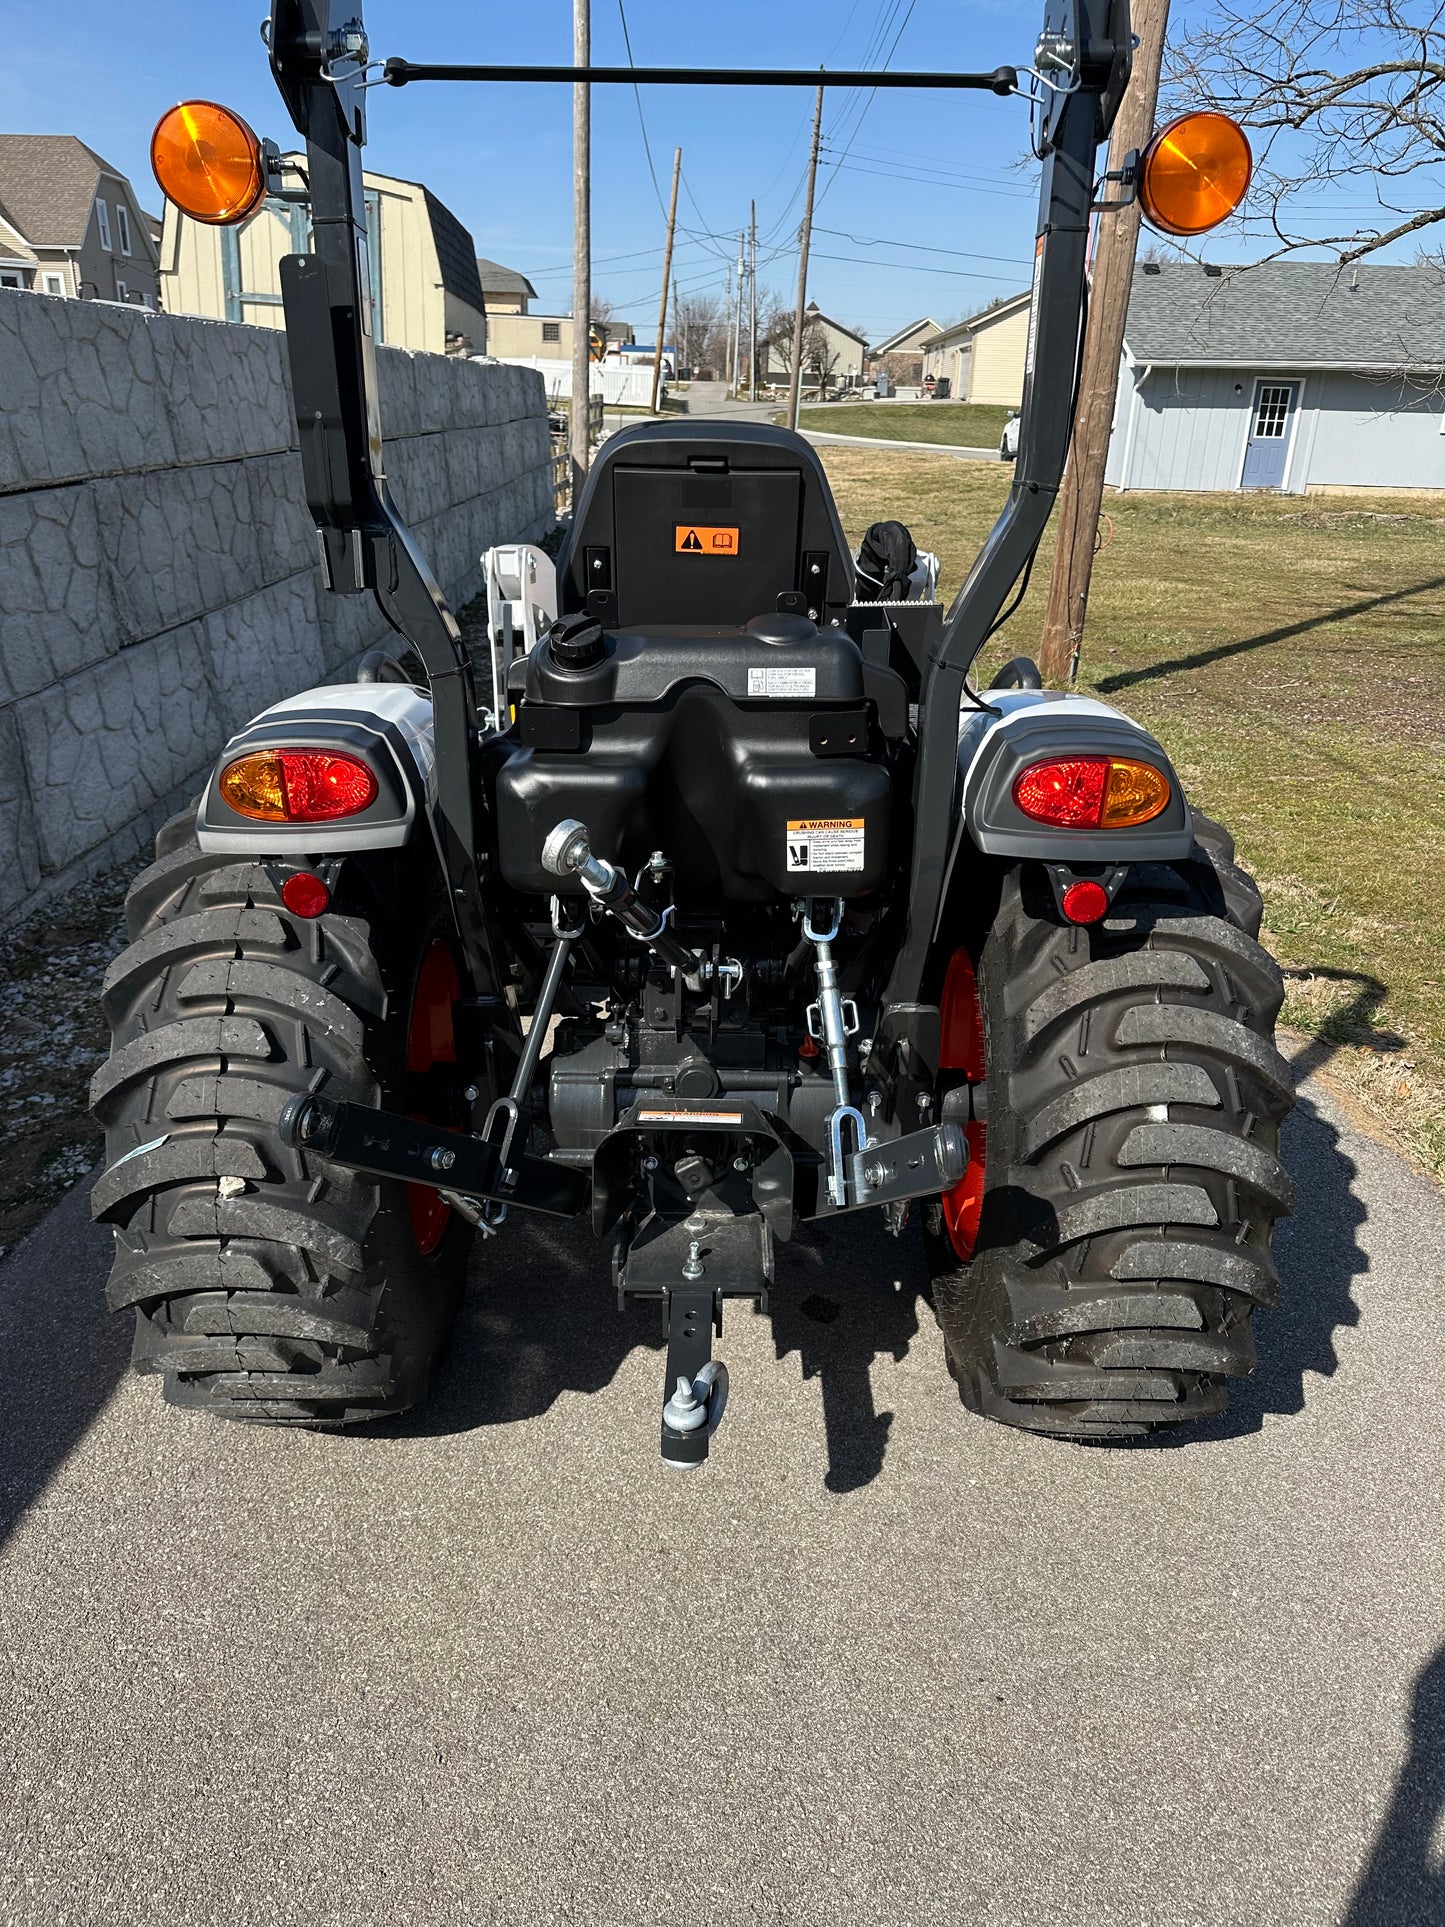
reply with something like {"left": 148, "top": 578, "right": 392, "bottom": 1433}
{"left": 494, "top": 615, "right": 892, "bottom": 903}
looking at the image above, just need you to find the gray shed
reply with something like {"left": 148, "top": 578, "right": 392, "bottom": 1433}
{"left": 1105, "top": 262, "right": 1445, "bottom": 492}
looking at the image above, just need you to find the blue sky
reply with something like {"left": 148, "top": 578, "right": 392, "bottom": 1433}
{"left": 1, "top": 0, "right": 1428, "bottom": 346}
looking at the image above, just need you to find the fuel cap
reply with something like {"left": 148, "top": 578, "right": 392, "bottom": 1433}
{"left": 549, "top": 610, "right": 607, "bottom": 670}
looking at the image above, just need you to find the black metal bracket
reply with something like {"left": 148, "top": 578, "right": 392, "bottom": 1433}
{"left": 278, "top": 1093, "right": 589, "bottom": 1218}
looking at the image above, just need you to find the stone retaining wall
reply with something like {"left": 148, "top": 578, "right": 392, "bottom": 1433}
{"left": 0, "top": 290, "right": 552, "bottom": 924}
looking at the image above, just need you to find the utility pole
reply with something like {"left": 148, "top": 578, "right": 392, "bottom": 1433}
{"left": 650, "top": 146, "right": 681, "bottom": 415}
{"left": 733, "top": 231, "right": 745, "bottom": 394}
{"left": 673, "top": 275, "right": 682, "bottom": 376}
{"left": 749, "top": 205, "right": 760, "bottom": 402}
{"left": 569, "top": 0, "right": 591, "bottom": 503}
{"left": 1038, "top": 0, "right": 1169, "bottom": 683}
{"left": 786, "top": 83, "right": 825, "bottom": 431}
{"left": 724, "top": 260, "right": 733, "bottom": 386}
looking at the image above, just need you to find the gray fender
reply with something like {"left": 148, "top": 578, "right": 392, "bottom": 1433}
{"left": 956, "top": 688, "right": 1194, "bottom": 863}
{"left": 196, "top": 684, "right": 437, "bottom": 856}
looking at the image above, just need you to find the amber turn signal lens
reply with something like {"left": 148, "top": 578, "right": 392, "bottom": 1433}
{"left": 151, "top": 101, "right": 266, "bottom": 226}
{"left": 1013, "top": 756, "right": 1171, "bottom": 830}
{"left": 1138, "top": 111, "right": 1252, "bottom": 238}
{"left": 219, "top": 750, "right": 378, "bottom": 823}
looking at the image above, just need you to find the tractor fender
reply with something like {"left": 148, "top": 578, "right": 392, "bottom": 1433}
{"left": 195, "top": 684, "right": 436, "bottom": 856}
{"left": 957, "top": 688, "right": 1194, "bottom": 862}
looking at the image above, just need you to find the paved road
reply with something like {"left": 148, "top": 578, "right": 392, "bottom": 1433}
{"left": 2, "top": 1064, "right": 1442, "bottom": 1926}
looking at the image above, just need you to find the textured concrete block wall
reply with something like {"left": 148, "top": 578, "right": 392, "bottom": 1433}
{"left": 0, "top": 290, "right": 552, "bottom": 923}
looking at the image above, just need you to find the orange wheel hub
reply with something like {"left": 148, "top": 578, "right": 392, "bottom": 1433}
{"left": 406, "top": 938, "right": 462, "bottom": 1255}
{"left": 939, "top": 947, "right": 987, "bottom": 1264}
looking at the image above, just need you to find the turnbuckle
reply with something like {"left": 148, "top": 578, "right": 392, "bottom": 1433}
{"left": 801, "top": 898, "right": 870, "bottom": 1207}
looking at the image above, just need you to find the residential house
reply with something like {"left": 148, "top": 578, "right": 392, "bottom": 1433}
{"left": 477, "top": 257, "right": 537, "bottom": 315}
{"left": 0, "top": 135, "right": 160, "bottom": 306}
{"left": 920, "top": 287, "right": 1031, "bottom": 403}
{"left": 487, "top": 309, "right": 637, "bottom": 362}
{"left": 867, "top": 316, "right": 938, "bottom": 386}
{"left": 1106, "top": 261, "right": 1445, "bottom": 493}
{"left": 161, "top": 165, "right": 488, "bottom": 354}
{"left": 762, "top": 302, "right": 868, "bottom": 395}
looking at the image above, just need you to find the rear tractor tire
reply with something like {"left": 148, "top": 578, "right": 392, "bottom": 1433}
{"left": 925, "top": 820, "right": 1293, "bottom": 1439}
{"left": 90, "top": 812, "right": 475, "bottom": 1425}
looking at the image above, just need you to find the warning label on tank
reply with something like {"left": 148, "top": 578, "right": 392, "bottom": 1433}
{"left": 785, "top": 818, "right": 865, "bottom": 873}
{"left": 747, "top": 666, "right": 816, "bottom": 698}
{"left": 676, "top": 525, "right": 740, "bottom": 555}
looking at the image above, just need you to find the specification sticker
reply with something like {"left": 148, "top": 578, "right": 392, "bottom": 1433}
{"left": 785, "top": 818, "right": 866, "bottom": 873}
{"left": 747, "top": 665, "right": 816, "bottom": 698}
{"left": 638, "top": 1108, "right": 744, "bottom": 1127}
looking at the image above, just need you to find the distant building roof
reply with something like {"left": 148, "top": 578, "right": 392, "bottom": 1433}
{"left": 921, "top": 288, "right": 1030, "bottom": 350}
{"left": 1125, "top": 260, "right": 1445, "bottom": 368}
{"left": 0, "top": 134, "right": 108, "bottom": 247}
{"left": 476, "top": 257, "right": 539, "bottom": 303}
{"left": 0, "top": 211, "right": 38, "bottom": 265}
{"left": 872, "top": 316, "right": 939, "bottom": 355}
{"left": 805, "top": 302, "right": 868, "bottom": 348}
{"left": 423, "top": 189, "right": 485, "bottom": 314}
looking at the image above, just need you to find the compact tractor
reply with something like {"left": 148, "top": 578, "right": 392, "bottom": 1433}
{"left": 92, "top": 1, "right": 1290, "bottom": 1464}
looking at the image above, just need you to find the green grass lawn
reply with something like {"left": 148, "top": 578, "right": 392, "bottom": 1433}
{"left": 820, "top": 444, "right": 1445, "bottom": 1177}
{"left": 798, "top": 402, "right": 1015, "bottom": 447}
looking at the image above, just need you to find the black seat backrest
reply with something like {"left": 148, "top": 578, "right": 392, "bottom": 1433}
{"left": 557, "top": 421, "right": 855, "bottom": 627}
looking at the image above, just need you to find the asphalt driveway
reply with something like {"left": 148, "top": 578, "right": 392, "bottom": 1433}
{"left": 1, "top": 1062, "right": 1441, "bottom": 1927}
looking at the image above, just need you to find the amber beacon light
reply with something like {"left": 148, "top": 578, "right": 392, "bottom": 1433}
{"left": 151, "top": 101, "right": 267, "bottom": 226}
{"left": 1137, "top": 111, "right": 1252, "bottom": 237}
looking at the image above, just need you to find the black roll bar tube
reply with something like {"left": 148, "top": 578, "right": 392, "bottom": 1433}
{"left": 381, "top": 60, "right": 1020, "bottom": 92}
{"left": 266, "top": 0, "right": 504, "bottom": 1003}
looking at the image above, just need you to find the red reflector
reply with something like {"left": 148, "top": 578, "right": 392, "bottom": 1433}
{"left": 1013, "top": 757, "right": 1110, "bottom": 827}
{"left": 281, "top": 871, "right": 331, "bottom": 919}
{"left": 1061, "top": 879, "right": 1110, "bottom": 924}
{"left": 276, "top": 750, "right": 377, "bottom": 821}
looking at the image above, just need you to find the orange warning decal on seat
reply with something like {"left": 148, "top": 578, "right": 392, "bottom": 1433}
{"left": 675, "top": 525, "right": 740, "bottom": 555}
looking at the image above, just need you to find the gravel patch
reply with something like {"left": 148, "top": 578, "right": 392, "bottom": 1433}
{"left": 0, "top": 867, "right": 129, "bottom": 1257}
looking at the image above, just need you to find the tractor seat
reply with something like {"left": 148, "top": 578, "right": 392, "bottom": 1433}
{"left": 556, "top": 420, "right": 855, "bottom": 629}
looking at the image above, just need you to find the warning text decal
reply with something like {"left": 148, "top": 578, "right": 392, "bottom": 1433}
{"left": 785, "top": 818, "right": 866, "bottom": 873}
{"left": 676, "top": 525, "right": 740, "bottom": 556}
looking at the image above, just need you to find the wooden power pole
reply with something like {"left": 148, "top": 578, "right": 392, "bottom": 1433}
{"left": 569, "top": 0, "right": 591, "bottom": 504}
{"left": 786, "top": 84, "right": 825, "bottom": 432}
{"left": 748, "top": 199, "right": 757, "bottom": 401}
{"left": 1038, "top": 0, "right": 1169, "bottom": 683}
{"left": 650, "top": 147, "right": 681, "bottom": 415}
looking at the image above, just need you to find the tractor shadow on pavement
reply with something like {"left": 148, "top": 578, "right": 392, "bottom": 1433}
{"left": 401, "top": 1205, "right": 932, "bottom": 1495}
{"left": 1344, "top": 1641, "right": 1445, "bottom": 1926}
{"left": 1143, "top": 1090, "right": 1368, "bottom": 1447}
{"left": 0, "top": 1177, "right": 129, "bottom": 1555}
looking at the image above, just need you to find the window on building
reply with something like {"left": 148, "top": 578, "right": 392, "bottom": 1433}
{"left": 0, "top": 271, "right": 22, "bottom": 288}
{"left": 115, "top": 279, "right": 128, "bottom": 303}
{"left": 42, "top": 273, "right": 64, "bottom": 296}
{"left": 95, "top": 199, "right": 112, "bottom": 251}
{"left": 1253, "top": 384, "right": 1292, "bottom": 438}
{"left": 542, "top": 321, "right": 561, "bottom": 343}
{"left": 115, "top": 203, "right": 132, "bottom": 255}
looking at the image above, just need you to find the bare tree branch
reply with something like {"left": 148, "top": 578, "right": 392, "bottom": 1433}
{"left": 1165, "top": 0, "right": 1445, "bottom": 259}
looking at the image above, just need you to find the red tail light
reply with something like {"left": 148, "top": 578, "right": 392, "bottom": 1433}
{"left": 219, "top": 749, "right": 378, "bottom": 823}
{"left": 1013, "top": 756, "right": 1170, "bottom": 830}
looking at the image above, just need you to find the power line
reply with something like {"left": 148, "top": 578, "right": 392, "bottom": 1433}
{"left": 814, "top": 224, "right": 1033, "bottom": 267}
